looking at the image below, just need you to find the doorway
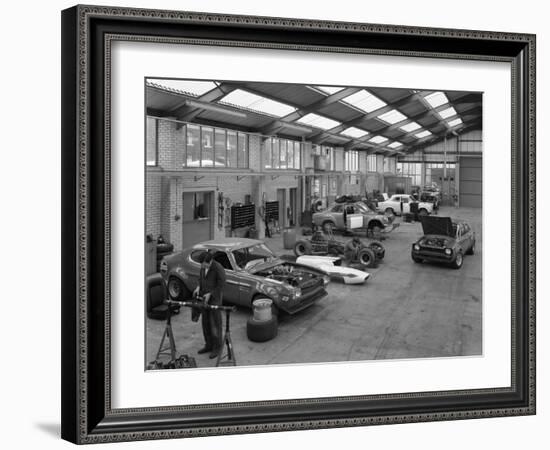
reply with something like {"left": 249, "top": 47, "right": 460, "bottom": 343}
{"left": 182, "top": 191, "right": 213, "bottom": 249}
{"left": 277, "top": 188, "right": 286, "bottom": 228}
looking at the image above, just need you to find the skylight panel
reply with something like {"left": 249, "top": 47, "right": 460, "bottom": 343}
{"left": 448, "top": 118, "right": 463, "bottom": 127}
{"left": 342, "top": 89, "right": 387, "bottom": 113}
{"left": 315, "top": 85, "right": 345, "bottom": 95}
{"left": 399, "top": 122, "right": 422, "bottom": 133}
{"left": 415, "top": 130, "right": 432, "bottom": 139}
{"left": 378, "top": 109, "right": 407, "bottom": 124}
{"left": 439, "top": 107, "right": 457, "bottom": 119}
{"left": 341, "top": 127, "right": 369, "bottom": 138}
{"left": 424, "top": 92, "right": 449, "bottom": 108}
{"left": 369, "top": 135, "right": 388, "bottom": 144}
{"left": 148, "top": 79, "right": 217, "bottom": 96}
{"left": 388, "top": 141, "right": 403, "bottom": 149}
{"left": 296, "top": 113, "right": 341, "bottom": 130}
{"left": 219, "top": 89, "right": 296, "bottom": 117}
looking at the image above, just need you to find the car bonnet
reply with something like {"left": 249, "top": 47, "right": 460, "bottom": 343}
{"left": 419, "top": 216, "right": 454, "bottom": 237}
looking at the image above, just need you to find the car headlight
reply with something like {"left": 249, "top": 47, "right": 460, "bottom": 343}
{"left": 281, "top": 295, "right": 290, "bottom": 302}
{"left": 413, "top": 244, "right": 420, "bottom": 251}
{"left": 445, "top": 248, "right": 452, "bottom": 255}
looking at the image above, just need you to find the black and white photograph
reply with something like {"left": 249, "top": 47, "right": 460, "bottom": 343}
{"left": 144, "top": 78, "right": 483, "bottom": 369}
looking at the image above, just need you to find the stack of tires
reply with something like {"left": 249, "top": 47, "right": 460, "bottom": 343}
{"left": 247, "top": 299, "right": 278, "bottom": 342}
{"left": 156, "top": 236, "right": 174, "bottom": 272}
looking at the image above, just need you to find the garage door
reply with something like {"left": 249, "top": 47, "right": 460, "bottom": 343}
{"left": 459, "top": 156, "right": 482, "bottom": 208}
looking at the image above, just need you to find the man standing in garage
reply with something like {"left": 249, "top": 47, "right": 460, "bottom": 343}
{"left": 194, "top": 251, "right": 226, "bottom": 359}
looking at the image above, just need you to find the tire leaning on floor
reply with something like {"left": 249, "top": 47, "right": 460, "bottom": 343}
{"left": 368, "top": 241, "right": 385, "bottom": 260}
{"left": 246, "top": 316, "right": 278, "bottom": 342}
{"left": 294, "top": 239, "right": 312, "bottom": 257}
{"left": 358, "top": 247, "right": 376, "bottom": 268}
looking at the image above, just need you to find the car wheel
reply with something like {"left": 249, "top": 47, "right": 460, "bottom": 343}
{"left": 246, "top": 316, "right": 278, "bottom": 342}
{"left": 412, "top": 255, "right": 423, "bottom": 263}
{"left": 294, "top": 239, "right": 312, "bottom": 257}
{"left": 385, "top": 207, "right": 395, "bottom": 216}
{"left": 358, "top": 247, "right": 376, "bottom": 268}
{"left": 368, "top": 241, "right": 385, "bottom": 260}
{"left": 167, "top": 277, "right": 190, "bottom": 300}
{"left": 451, "top": 251, "right": 464, "bottom": 269}
{"left": 467, "top": 241, "right": 475, "bottom": 255}
{"left": 418, "top": 208, "right": 428, "bottom": 216}
{"left": 322, "top": 221, "right": 335, "bottom": 234}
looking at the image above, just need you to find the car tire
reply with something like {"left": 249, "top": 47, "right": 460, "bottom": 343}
{"left": 385, "top": 207, "right": 395, "bottom": 216}
{"left": 246, "top": 316, "right": 278, "bottom": 342}
{"left": 322, "top": 221, "right": 335, "bottom": 234}
{"left": 358, "top": 247, "right": 376, "bottom": 268}
{"left": 418, "top": 208, "right": 428, "bottom": 216}
{"left": 467, "top": 241, "right": 475, "bottom": 255}
{"left": 294, "top": 239, "right": 312, "bottom": 257}
{"left": 368, "top": 241, "right": 385, "bottom": 260}
{"left": 412, "top": 255, "right": 423, "bottom": 263}
{"left": 451, "top": 251, "right": 464, "bottom": 269}
{"left": 167, "top": 277, "right": 191, "bottom": 301}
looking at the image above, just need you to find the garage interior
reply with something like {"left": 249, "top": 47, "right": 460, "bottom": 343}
{"left": 145, "top": 79, "right": 482, "bottom": 368}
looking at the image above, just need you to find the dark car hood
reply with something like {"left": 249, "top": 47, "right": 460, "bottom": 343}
{"left": 420, "top": 216, "right": 454, "bottom": 237}
{"left": 247, "top": 258, "right": 323, "bottom": 276}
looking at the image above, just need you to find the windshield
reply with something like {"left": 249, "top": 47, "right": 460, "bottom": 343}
{"left": 232, "top": 243, "right": 276, "bottom": 270}
{"left": 355, "top": 202, "right": 375, "bottom": 213}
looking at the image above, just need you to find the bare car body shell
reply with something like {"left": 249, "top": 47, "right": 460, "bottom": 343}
{"left": 312, "top": 201, "right": 392, "bottom": 233}
{"left": 160, "top": 238, "right": 328, "bottom": 314}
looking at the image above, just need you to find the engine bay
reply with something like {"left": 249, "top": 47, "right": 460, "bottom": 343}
{"left": 422, "top": 237, "right": 449, "bottom": 248}
{"left": 258, "top": 264, "right": 318, "bottom": 287}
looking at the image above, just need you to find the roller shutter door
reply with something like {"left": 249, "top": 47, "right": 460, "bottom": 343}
{"left": 459, "top": 156, "right": 482, "bottom": 208}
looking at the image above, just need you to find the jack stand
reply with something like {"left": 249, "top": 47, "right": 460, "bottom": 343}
{"left": 216, "top": 308, "right": 237, "bottom": 367}
{"left": 155, "top": 305, "right": 177, "bottom": 362}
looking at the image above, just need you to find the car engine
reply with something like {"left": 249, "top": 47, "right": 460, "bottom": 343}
{"left": 422, "top": 237, "right": 449, "bottom": 248}
{"left": 258, "top": 264, "right": 318, "bottom": 287}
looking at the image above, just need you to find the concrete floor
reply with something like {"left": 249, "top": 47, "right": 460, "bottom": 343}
{"left": 146, "top": 206, "right": 482, "bottom": 369}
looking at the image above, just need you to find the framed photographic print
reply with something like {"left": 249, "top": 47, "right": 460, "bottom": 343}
{"left": 61, "top": 5, "right": 536, "bottom": 444}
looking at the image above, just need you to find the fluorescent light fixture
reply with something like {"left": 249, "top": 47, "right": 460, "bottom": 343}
{"left": 378, "top": 109, "right": 407, "bottom": 124}
{"left": 399, "top": 122, "right": 422, "bottom": 133}
{"left": 369, "top": 135, "right": 388, "bottom": 144}
{"left": 219, "top": 89, "right": 296, "bottom": 117}
{"left": 438, "top": 106, "right": 457, "bottom": 119}
{"left": 388, "top": 141, "right": 403, "bottom": 149}
{"left": 415, "top": 130, "right": 432, "bottom": 139}
{"left": 342, "top": 89, "right": 387, "bottom": 113}
{"left": 424, "top": 92, "right": 449, "bottom": 108}
{"left": 448, "top": 118, "right": 463, "bottom": 127}
{"left": 341, "top": 127, "right": 369, "bottom": 138}
{"left": 315, "top": 85, "right": 345, "bottom": 95}
{"left": 296, "top": 113, "right": 341, "bottom": 130}
{"left": 147, "top": 79, "right": 218, "bottom": 96}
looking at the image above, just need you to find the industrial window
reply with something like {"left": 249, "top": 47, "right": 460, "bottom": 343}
{"left": 226, "top": 131, "right": 238, "bottom": 168}
{"left": 263, "top": 137, "right": 301, "bottom": 170}
{"left": 201, "top": 127, "right": 214, "bottom": 167}
{"left": 237, "top": 132, "right": 248, "bottom": 168}
{"left": 325, "top": 146, "right": 336, "bottom": 171}
{"left": 345, "top": 150, "right": 359, "bottom": 172}
{"left": 146, "top": 117, "right": 157, "bottom": 166}
{"left": 150, "top": 117, "right": 250, "bottom": 169}
{"left": 383, "top": 157, "right": 395, "bottom": 173}
{"left": 367, "top": 155, "right": 377, "bottom": 172}
{"left": 397, "top": 162, "right": 422, "bottom": 186}
{"left": 214, "top": 128, "right": 227, "bottom": 167}
{"left": 186, "top": 124, "right": 201, "bottom": 167}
